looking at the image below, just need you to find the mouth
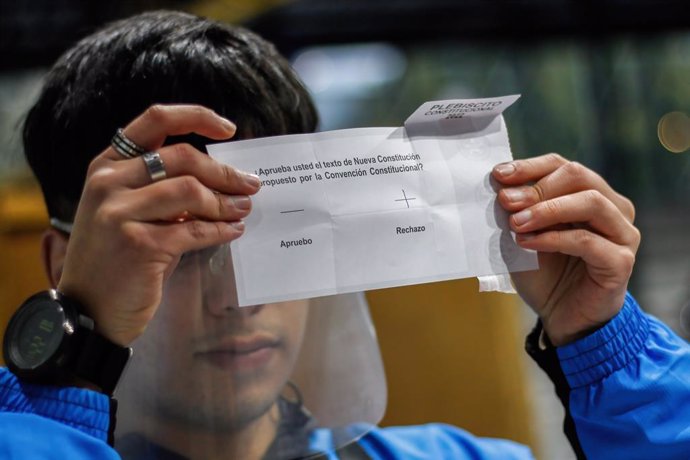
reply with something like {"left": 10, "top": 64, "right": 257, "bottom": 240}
{"left": 194, "top": 335, "right": 281, "bottom": 372}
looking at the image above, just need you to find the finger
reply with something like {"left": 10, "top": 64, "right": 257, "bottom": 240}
{"left": 149, "top": 219, "right": 245, "bottom": 255}
{"left": 492, "top": 153, "right": 567, "bottom": 184}
{"left": 515, "top": 229, "right": 636, "bottom": 286}
{"left": 111, "top": 143, "right": 261, "bottom": 194}
{"left": 102, "top": 104, "right": 236, "bottom": 161}
{"left": 121, "top": 177, "right": 252, "bottom": 222}
{"left": 509, "top": 190, "right": 640, "bottom": 247}
{"left": 495, "top": 156, "right": 635, "bottom": 222}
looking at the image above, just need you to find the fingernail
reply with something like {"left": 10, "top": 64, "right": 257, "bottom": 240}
{"left": 230, "top": 221, "right": 245, "bottom": 231}
{"left": 517, "top": 232, "right": 535, "bottom": 241}
{"left": 221, "top": 117, "right": 236, "bottom": 132}
{"left": 512, "top": 209, "right": 532, "bottom": 226}
{"left": 503, "top": 188, "right": 526, "bottom": 202}
{"left": 494, "top": 162, "right": 516, "bottom": 176}
{"left": 232, "top": 196, "right": 251, "bottom": 210}
{"left": 244, "top": 173, "right": 261, "bottom": 188}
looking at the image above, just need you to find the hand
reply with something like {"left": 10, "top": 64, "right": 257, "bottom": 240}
{"left": 57, "top": 105, "right": 261, "bottom": 346}
{"left": 492, "top": 154, "right": 641, "bottom": 346}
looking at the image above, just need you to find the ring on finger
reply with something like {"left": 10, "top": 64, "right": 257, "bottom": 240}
{"left": 111, "top": 128, "right": 147, "bottom": 159}
{"left": 142, "top": 151, "right": 167, "bottom": 182}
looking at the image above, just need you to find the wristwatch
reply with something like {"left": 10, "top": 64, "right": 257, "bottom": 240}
{"left": 3, "top": 289, "right": 132, "bottom": 395}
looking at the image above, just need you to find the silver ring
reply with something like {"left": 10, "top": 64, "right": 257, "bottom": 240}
{"left": 111, "top": 128, "right": 146, "bottom": 159}
{"left": 142, "top": 151, "right": 167, "bottom": 182}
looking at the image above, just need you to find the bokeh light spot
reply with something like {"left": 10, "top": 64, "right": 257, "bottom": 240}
{"left": 658, "top": 111, "right": 690, "bottom": 153}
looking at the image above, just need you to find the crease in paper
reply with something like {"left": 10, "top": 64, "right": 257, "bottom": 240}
{"left": 477, "top": 274, "right": 517, "bottom": 294}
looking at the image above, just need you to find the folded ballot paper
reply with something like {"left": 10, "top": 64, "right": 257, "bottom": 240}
{"left": 208, "top": 95, "right": 537, "bottom": 306}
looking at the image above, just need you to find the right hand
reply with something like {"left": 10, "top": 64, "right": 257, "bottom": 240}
{"left": 57, "top": 105, "right": 261, "bottom": 346}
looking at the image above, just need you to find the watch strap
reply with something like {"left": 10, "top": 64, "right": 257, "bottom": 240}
{"left": 73, "top": 329, "right": 132, "bottom": 395}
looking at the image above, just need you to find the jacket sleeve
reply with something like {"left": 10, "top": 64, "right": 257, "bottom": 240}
{"left": 526, "top": 292, "right": 690, "bottom": 459}
{"left": 349, "top": 423, "right": 535, "bottom": 459}
{"left": 0, "top": 367, "right": 120, "bottom": 459}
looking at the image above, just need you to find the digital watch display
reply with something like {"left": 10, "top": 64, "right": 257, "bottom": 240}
{"left": 10, "top": 298, "right": 66, "bottom": 369}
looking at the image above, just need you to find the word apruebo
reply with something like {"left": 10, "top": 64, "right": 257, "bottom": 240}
{"left": 280, "top": 237, "right": 313, "bottom": 249}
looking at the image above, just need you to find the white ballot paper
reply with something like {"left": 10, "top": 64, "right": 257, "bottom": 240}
{"left": 208, "top": 95, "right": 538, "bottom": 306}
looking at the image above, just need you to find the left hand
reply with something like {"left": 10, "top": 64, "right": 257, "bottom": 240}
{"left": 492, "top": 153, "right": 641, "bottom": 346}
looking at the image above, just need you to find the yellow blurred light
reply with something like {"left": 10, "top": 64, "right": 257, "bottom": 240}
{"left": 191, "top": 0, "right": 289, "bottom": 23}
{"left": 658, "top": 111, "right": 690, "bottom": 153}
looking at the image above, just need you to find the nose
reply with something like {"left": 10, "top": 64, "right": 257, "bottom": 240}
{"left": 202, "top": 276, "right": 264, "bottom": 317}
{"left": 203, "top": 281, "right": 265, "bottom": 316}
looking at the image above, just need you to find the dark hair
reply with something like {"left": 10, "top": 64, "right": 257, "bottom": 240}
{"left": 23, "top": 10, "right": 318, "bottom": 222}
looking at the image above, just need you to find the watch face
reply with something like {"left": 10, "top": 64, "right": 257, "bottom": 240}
{"left": 9, "top": 299, "right": 66, "bottom": 370}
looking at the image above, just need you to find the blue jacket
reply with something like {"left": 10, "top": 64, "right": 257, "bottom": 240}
{"left": 1, "top": 293, "right": 689, "bottom": 459}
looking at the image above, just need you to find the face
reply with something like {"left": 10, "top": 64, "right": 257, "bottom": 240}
{"left": 118, "top": 245, "right": 309, "bottom": 432}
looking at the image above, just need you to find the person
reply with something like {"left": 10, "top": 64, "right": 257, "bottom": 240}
{"left": 1, "top": 9, "right": 690, "bottom": 460}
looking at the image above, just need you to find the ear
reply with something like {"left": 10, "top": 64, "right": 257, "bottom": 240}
{"left": 41, "top": 228, "right": 69, "bottom": 288}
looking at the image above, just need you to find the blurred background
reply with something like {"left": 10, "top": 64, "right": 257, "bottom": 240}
{"left": 2, "top": 1, "right": 690, "bottom": 458}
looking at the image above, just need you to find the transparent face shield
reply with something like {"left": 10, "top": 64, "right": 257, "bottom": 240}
{"left": 113, "top": 243, "right": 387, "bottom": 460}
